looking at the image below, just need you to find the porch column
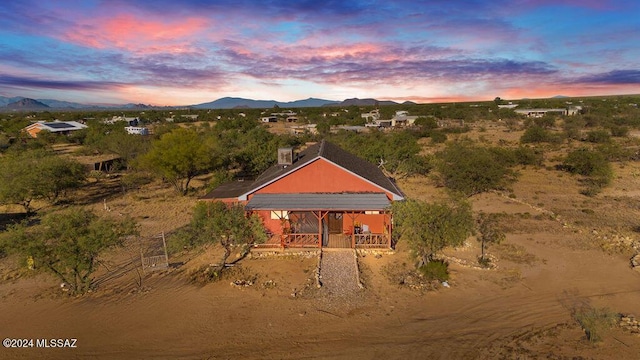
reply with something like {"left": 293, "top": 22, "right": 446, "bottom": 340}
{"left": 387, "top": 210, "right": 392, "bottom": 248}
{"left": 351, "top": 211, "right": 356, "bottom": 248}
{"left": 318, "top": 211, "right": 322, "bottom": 248}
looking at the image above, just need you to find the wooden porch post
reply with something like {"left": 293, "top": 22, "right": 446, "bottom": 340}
{"left": 387, "top": 210, "right": 393, "bottom": 248}
{"left": 312, "top": 211, "right": 328, "bottom": 248}
{"left": 351, "top": 211, "right": 356, "bottom": 248}
{"left": 318, "top": 211, "right": 322, "bottom": 249}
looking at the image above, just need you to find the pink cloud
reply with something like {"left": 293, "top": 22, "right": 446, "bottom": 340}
{"left": 500, "top": 82, "right": 639, "bottom": 100}
{"left": 60, "top": 14, "right": 210, "bottom": 54}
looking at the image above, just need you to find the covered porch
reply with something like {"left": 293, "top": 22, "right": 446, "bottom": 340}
{"left": 246, "top": 193, "right": 393, "bottom": 249}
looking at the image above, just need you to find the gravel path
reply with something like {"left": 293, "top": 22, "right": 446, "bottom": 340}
{"left": 319, "top": 249, "right": 362, "bottom": 299}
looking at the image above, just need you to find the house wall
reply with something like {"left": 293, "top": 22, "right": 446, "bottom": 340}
{"left": 254, "top": 210, "right": 287, "bottom": 235}
{"left": 254, "top": 158, "right": 394, "bottom": 200}
{"left": 342, "top": 213, "right": 387, "bottom": 234}
{"left": 254, "top": 210, "right": 388, "bottom": 237}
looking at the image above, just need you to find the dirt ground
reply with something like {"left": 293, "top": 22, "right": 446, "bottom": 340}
{"left": 1, "top": 124, "right": 640, "bottom": 359}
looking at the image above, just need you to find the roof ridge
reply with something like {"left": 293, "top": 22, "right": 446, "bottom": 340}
{"left": 318, "top": 139, "right": 326, "bottom": 156}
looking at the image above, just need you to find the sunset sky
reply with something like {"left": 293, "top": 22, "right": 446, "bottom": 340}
{"left": 0, "top": 0, "right": 638, "bottom": 106}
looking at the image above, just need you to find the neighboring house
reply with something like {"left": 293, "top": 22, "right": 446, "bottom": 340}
{"left": 361, "top": 109, "right": 380, "bottom": 121}
{"left": 125, "top": 126, "right": 149, "bottom": 135}
{"left": 261, "top": 116, "right": 277, "bottom": 123}
{"left": 437, "top": 119, "right": 465, "bottom": 128}
{"left": 364, "top": 110, "right": 417, "bottom": 127}
{"left": 272, "top": 110, "right": 297, "bottom": 117}
{"left": 24, "top": 120, "right": 87, "bottom": 138}
{"left": 180, "top": 114, "right": 199, "bottom": 121}
{"left": 200, "top": 140, "right": 404, "bottom": 249}
{"left": 290, "top": 124, "right": 317, "bottom": 135}
{"left": 105, "top": 116, "right": 139, "bottom": 125}
{"left": 515, "top": 106, "right": 582, "bottom": 118}
{"left": 391, "top": 111, "right": 419, "bottom": 127}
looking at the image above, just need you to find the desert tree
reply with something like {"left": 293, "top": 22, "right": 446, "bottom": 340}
{"left": 191, "top": 201, "right": 266, "bottom": 276}
{"left": 138, "top": 128, "right": 220, "bottom": 195}
{"left": 90, "top": 127, "right": 151, "bottom": 169}
{"left": 561, "top": 147, "right": 613, "bottom": 196}
{"left": 1, "top": 208, "right": 137, "bottom": 294}
{"left": 330, "top": 130, "right": 432, "bottom": 179}
{"left": 475, "top": 212, "right": 505, "bottom": 265}
{"left": 0, "top": 150, "right": 85, "bottom": 214}
{"left": 436, "top": 142, "right": 517, "bottom": 197}
{"left": 393, "top": 198, "right": 474, "bottom": 267}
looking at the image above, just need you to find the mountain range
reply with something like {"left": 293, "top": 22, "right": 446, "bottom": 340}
{"left": 0, "top": 95, "right": 411, "bottom": 111}
{"left": 0, "top": 96, "right": 158, "bottom": 110}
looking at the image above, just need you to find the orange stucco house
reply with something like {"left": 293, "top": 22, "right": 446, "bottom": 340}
{"left": 200, "top": 140, "right": 404, "bottom": 249}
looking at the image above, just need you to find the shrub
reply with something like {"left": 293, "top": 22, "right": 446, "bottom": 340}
{"left": 533, "top": 115, "right": 555, "bottom": 128}
{"left": 596, "top": 142, "right": 635, "bottom": 162}
{"left": 562, "top": 148, "right": 613, "bottom": 196}
{"left": 492, "top": 146, "right": 544, "bottom": 166}
{"left": 513, "top": 146, "right": 544, "bottom": 166}
{"left": 436, "top": 143, "right": 518, "bottom": 196}
{"left": 573, "top": 306, "right": 617, "bottom": 343}
{"left": 429, "top": 130, "right": 447, "bottom": 144}
{"left": 418, "top": 260, "right": 449, "bottom": 281}
{"left": 562, "top": 117, "right": 586, "bottom": 140}
{"left": 563, "top": 148, "right": 612, "bottom": 178}
{"left": 585, "top": 129, "right": 610, "bottom": 143}
{"left": 120, "top": 171, "right": 154, "bottom": 193}
{"left": 521, "top": 125, "right": 561, "bottom": 143}
{"left": 165, "top": 227, "right": 202, "bottom": 255}
{"left": 414, "top": 117, "right": 438, "bottom": 130}
{"left": 609, "top": 125, "right": 629, "bottom": 137}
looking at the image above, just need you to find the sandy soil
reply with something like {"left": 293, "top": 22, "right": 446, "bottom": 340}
{"left": 1, "top": 125, "right": 640, "bottom": 359}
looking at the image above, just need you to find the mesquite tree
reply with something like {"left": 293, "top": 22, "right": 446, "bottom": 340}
{"left": 192, "top": 201, "right": 266, "bottom": 273}
{"left": 2, "top": 208, "right": 137, "bottom": 294}
{"left": 476, "top": 212, "right": 505, "bottom": 263}
{"left": 393, "top": 199, "right": 474, "bottom": 266}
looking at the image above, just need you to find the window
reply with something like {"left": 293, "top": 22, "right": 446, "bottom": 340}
{"left": 270, "top": 211, "right": 289, "bottom": 220}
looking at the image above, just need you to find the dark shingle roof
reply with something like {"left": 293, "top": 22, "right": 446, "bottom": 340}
{"left": 318, "top": 141, "right": 404, "bottom": 198}
{"left": 243, "top": 140, "right": 403, "bottom": 199}
{"left": 199, "top": 180, "right": 254, "bottom": 200}
{"left": 200, "top": 140, "right": 404, "bottom": 201}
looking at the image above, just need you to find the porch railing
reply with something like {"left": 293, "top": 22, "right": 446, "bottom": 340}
{"left": 283, "top": 233, "right": 320, "bottom": 248}
{"left": 253, "top": 233, "right": 389, "bottom": 249}
{"left": 354, "top": 233, "right": 390, "bottom": 248}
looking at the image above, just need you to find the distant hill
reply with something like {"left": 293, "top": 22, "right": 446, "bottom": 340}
{"left": 0, "top": 96, "right": 24, "bottom": 107}
{"left": 337, "top": 98, "right": 399, "bottom": 106}
{"left": 0, "top": 96, "right": 159, "bottom": 111}
{"left": 6, "top": 98, "right": 49, "bottom": 110}
{"left": 122, "top": 103, "right": 154, "bottom": 109}
{"left": 192, "top": 97, "right": 339, "bottom": 109}
{"left": 37, "top": 99, "right": 94, "bottom": 109}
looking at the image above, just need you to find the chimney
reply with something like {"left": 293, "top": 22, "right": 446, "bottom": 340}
{"left": 278, "top": 147, "right": 293, "bottom": 166}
